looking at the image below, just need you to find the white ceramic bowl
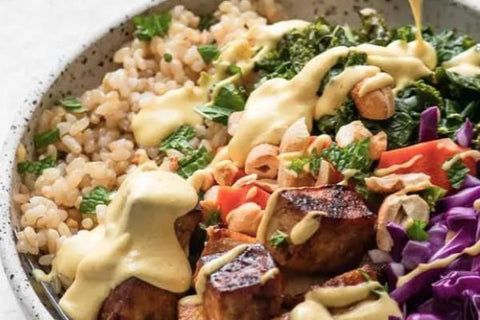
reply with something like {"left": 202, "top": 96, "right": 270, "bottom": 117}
{"left": 2, "top": 0, "right": 480, "bottom": 318}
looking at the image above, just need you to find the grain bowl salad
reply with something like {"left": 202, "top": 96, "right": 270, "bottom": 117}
{"left": 12, "top": 0, "right": 480, "bottom": 319}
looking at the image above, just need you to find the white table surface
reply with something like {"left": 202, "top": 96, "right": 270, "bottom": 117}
{"left": 0, "top": 0, "right": 153, "bottom": 318}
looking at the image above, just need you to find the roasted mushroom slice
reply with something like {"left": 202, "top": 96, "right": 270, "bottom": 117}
{"left": 260, "top": 185, "right": 375, "bottom": 274}
{"left": 98, "top": 212, "right": 200, "bottom": 320}
{"left": 194, "top": 243, "right": 282, "bottom": 320}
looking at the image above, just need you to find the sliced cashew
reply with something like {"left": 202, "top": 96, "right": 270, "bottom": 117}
{"left": 307, "top": 134, "right": 332, "bottom": 154}
{"left": 227, "top": 111, "right": 244, "bottom": 136}
{"left": 351, "top": 76, "right": 395, "bottom": 120}
{"left": 227, "top": 202, "right": 263, "bottom": 236}
{"left": 188, "top": 168, "right": 214, "bottom": 192}
{"left": 365, "top": 173, "right": 432, "bottom": 194}
{"left": 335, "top": 121, "right": 373, "bottom": 148}
{"left": 277, "top": 159, "right": 315, "bottom": 188}
{"left": 280, "top": 117, "right": 310, "bottom": 153}
{"left": 213, "top": 159, "right": 239, "bottom": 186}
{"left": 315, "top": 160, "right": 337, "bottom": 186}
{"left": 245, "top": 144, "right": 280, "bottom": 179}
{"left": 369, "top": 131, "right": 387, "bottom": 160}
{"left": 253, "top": 179, "right": 279, "bottom": 193}
{"left": 376, "top": 194, "right": 430, "bottom": 251}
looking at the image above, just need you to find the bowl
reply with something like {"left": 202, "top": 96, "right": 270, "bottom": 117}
{"left": 1, "top": 0, "right": 480, "bottom": 318}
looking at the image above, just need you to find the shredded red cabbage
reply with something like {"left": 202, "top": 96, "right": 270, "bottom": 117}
{"left": 419, "top": 106, "right": 440, "bottom": 142}
{"left": 455, "top": 119, "right": 474, "bottom": 148}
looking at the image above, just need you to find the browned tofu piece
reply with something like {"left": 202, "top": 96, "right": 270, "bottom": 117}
{"left": 321, "top": 264, "right": 378, "bottom": 288}
{"left": 98, "top": 212, "right": 200, "bottom": 320}
{"left": 98, "top": 277, "right": 178, "bottom": 320}
{"left": 196, "top": 242, "right": 282, "bottom": 320}
{"left": 264, "top": 185, "right": 375, "bottom": 274}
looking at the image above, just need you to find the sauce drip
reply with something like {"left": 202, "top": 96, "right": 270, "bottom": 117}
{"left": 48, "top": 163, "right": 198, "bottom": 320}
{"left": 290, "top": 211, "right": 328, "bottom": 245}
{"left": 443, "top": 45, "right": 480, "bottom": 76}
{"left": 290, "top": 281, "right": 403, "bottom": 320}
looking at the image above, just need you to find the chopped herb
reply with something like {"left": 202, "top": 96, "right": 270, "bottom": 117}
{"left": 163, "top": 53, "right": 173, "bottom": 62}
{"left": 197, "top": 44, "right": 220, "bottom": 64}
{"left": 321, "top": 139, "right": 373, "bottom": 173}
{"left": 200, "top": 210, "right": 221, "bottom": 230}
{"left": 34, "top": 128, "right": 60, "bottom": 149}
{"left": 160, "top": 125, "right": 196, "bottom": 154}
{"left": 177, "top": 147, "right": 213, "bottom": 178}
{"left": 269, "top": 230, "right": 288, "bottom": 249}
{"left": 195, "top": 83, "right": 246, "bottom": 125}
{"left": 358, "top": 268, "right": 373, "bottom": 282}
{"left": 288, "top": 157, "right": 311, "bottom": 174}
{"left": 419, "top": 186, "right": 447, "bottom": 211}
{"left": 133, "top": 13, "right": 172, "bottom": 41}
{"left": 406, "top": 220, "right": 429, "bottom": 242}
{"left": 198, "top": 14, "right": 216, "bottom": 31}
{"left": 79, "top": 186, "right": 115, "bottom": 214}
{"left": 17, "top": 157, "right": 55, "bottom": 175}
{"left": 444, "top": 157, "right": 470, "bottom": 189}
{"left": 226, "top": 64, "right": 242, "bottom": 76}
{"left": 59, "top": 97, "right": 86, "bottom": 113}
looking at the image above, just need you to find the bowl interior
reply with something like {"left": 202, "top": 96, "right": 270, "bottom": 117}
{"left": 2, "top": 0, "right": 480, "bottom": 319}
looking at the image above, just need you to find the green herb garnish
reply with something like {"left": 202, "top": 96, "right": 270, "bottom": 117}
{"left": 59, "top": 97, "right": 86, "bottom": 113}
{"left": 177, "top": 147, "right": 213, "bottom": 178}
{"left": 288, "top": 157, "right": 311, "bottom": 174}
{"left": 198, "top": 14, "right": 216, "bottom": 31}
{"left": 226, "top": 64, "right": 241, "bottom": 75}
{"left": 197, "top": 44, "right": 220, "bottom": 64}
{"left": 17, "top": 157, "right": 55, "bottom": 175}
{"left": 406, "top": 220, "right": 429, "bottom": 242}
{"left": 164, "top": 53, "right": 173, "bottom": 62}
{"left": 79, "top": 186, "right": 115, "bottom": 214}
{"left": 444, "top": 157, "right": 470, "bottom": 189}
{"left": 34, "top": 128, "right": 60, "bottom": 149}
{"left": 418, "top": 186, "right": 447, "bottom": 211}
{"left": 160, "top": 125, "right": 196, "bottom": 154}
{"left": 269, "top": 230, "right": 288, "bottom": 249}
{"left": 133, "top": 13, "right": 172, "bottom": 41}
{"left": 195, "top": 83, "right": 245, "bottom": 125}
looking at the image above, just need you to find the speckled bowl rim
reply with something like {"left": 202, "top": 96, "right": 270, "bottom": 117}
{"left": 1, "top": 0, "right": 480, "bottom": 319}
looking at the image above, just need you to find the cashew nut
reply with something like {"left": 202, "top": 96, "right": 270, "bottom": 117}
{"left": 213, "top": 159, "right": 239, "bottom": 186}
{"left": 227, "top": 111, "right": 244, "bottom": 136}
{"left": 307, "top": 134, "right": 332, "bottom": 154}
{"left": 365, "top": 173, "right": 432, "bottom": 194}
{"left": 369, "top": 131, "right": 387, "bottom": 160}
{"left": 351, "top": 75, "right": 395, "bottom": 120}
{"left": 376, "top": 194, "right": 430, "bottom": 251}
{"left": 280, "top": 117, "right": 310, "bottom": 153}
{"left": 335, "top": 121, "right": 373, "bottom": 148}
{"left": 245, "top": 144, "right": 280, "bottom": 179}
{"left": 227, "top": 202, "right": 263, "bottom": 236}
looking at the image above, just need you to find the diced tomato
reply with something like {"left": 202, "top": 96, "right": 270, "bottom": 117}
{"left": 377, "top": 138, "right": 477, "bottom": 190}
{"left": 217, "top": 185, "right": 271, "bottom": 222}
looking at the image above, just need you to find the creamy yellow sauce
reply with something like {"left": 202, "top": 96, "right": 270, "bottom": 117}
{"left": 358, "top": 72, "right": 394, "bottom": 97}
{"left": 290, "top": 281, "right": 402, "bottom": 320}
{"left": 228, "top": 46, "right": 349, "bottom": 165}
{"left": 443, "top": 45, "right": 480, "bottom": 76}
{"left": 290, "top": 211, "right": 328, "bottom": 245}
{"left": 132, "top": 86, "right": 206, "bottom": 147}
{"left": 44, "top": 163, "right": 198, "bottom": 320}
{"left": 338, "top": 169, "right": 360, "bottom": 186}
{"left": 374, "top": 154, "right": 423, "bottom": 176}
{"left": 315, "top": 65, "right": 380, "bottom": 118}
{"left": 260, "top": 267, "right": 280, "bottom": 285}
{"left": 257, "top": 188, "right": 287, "bottom": 243}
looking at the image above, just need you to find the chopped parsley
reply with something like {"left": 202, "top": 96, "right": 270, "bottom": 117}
{"left": 444, "top": 157, "right": 470, "bottom": 189}
{"left": 59, "top": 97, "right": 86, "bottom": 113}
{"left": 321, "top": 139, "right": 373, "bottom": 173}
{"left": 288, "top": 157, "right": 311, "bottom": 174}
{"left": 226, "top": 64, "right": 242, "bottom": 76}
{"left": 133, "top": 13, "right": 172, "bottom": 41}
{"left": 406, "top": 220, "right": 429, "bottom": 242}
{"left": 34, "top": 128, "right": 60, "bottom": 149}
{"left": 176, "top": 147, "right": 213, "bottom": 178}
{"left": 17, "top": 157, "right": 55, "bottom": 175}
{"left": 418, "top": 186, "right": 447, "bottom": 211}
{"left": 159, "top": 125, "right": 196, "bottom": 154}
{"left": 269, "top": 230, "right": 288, "bottom": 249}
{"left": 197, "top": 44, "right": 220, "bottom": 64}
{"left": 195, "top": 83, "right": 246, "bottom": 125}
{"left": 198, "top": 14, "right": 216, "bottom": 31}
{"left": 163, "top": 53, "right": 173, "bottom": 62}
{"left": 79, "top": 186, "right": 115, "bottom": 214}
